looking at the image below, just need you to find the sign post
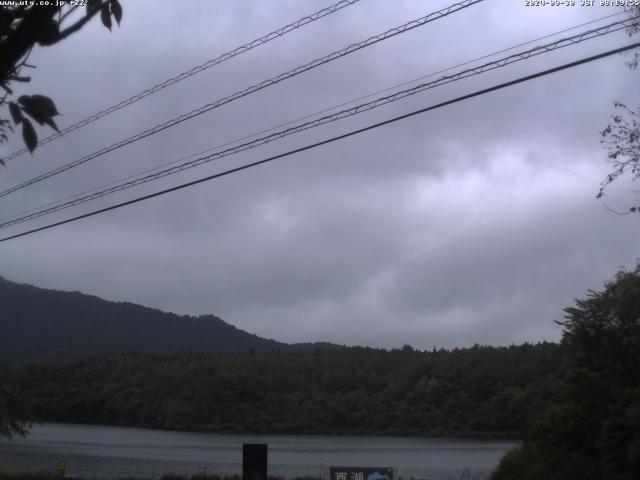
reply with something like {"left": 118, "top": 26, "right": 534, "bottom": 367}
{"left": 242, "top": 443, "right": 268, "bottom": 480}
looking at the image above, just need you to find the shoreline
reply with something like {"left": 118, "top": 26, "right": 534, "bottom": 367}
{"left": 15, "top": 421, "right": 522, "bottom": 442}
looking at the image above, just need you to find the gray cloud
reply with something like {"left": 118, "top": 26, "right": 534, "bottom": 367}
{"left": 1, "top": 0, "right": 639, "bottom": 349}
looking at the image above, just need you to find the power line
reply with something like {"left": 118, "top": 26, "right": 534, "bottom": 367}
{"left": 0, "top": 16, "right": 633, "bottom": 229}
{"left": 1, "top": 16, "right": 632, "bottom": 227}
{"left": 1, "top": 0, "right": 364, "bottom": 163}
{"left": 3, "top": 11, "right": 620, "bottom": 228}
{"left": 3, "top": 10, "right": 623, "bottom": 226}
{"left": 0, "top": 0, "right": 485, "bottom": 199}
{"left": 1, "top": 41, "right": 637, "bottom": 244}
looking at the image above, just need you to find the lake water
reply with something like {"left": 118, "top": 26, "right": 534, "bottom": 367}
{"left": 0, "top": 423, "right": 518, "bottom": 480}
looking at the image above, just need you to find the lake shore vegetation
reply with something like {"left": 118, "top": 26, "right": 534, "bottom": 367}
{"left": 490, "top": 264, "right": 640, "bottom": 480}
{"left": 2, "top": 342, "right": 561, "bottom": 439}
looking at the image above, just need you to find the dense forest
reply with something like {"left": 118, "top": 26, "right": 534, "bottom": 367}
{"left": 2, "top": 266, "right": 638, "bottom": 479}
{"left": 2, "top": 343, "right": 561, "bottom": 438}
{"left": 491, "top": 264, "right": 640, "bottom": 480}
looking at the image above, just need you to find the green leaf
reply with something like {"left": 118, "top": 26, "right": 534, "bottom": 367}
{"left": 8, "top": 102, "right": 23, "bottom": 125}
{"left": 100, "top": 4, "right": 112, "bottom": 30}
{"left": 18, "top": 95, "right": 59, "bottom": 127}
{"left": 21, "top": 118, "right": 37, "bottom": 153}
{"left": 19, "top": 94, "right": 59, "bottom": 117}
{"left": 110, "top": 0, "right": 122, "bottom": 25}
{"left": 43, "top": 118, "right": 59, "bottom": 133}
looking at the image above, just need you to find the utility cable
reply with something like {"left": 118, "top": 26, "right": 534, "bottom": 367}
{"left": 0, "top": 16, "right": 633, "bottom": 229}
{"left": 1, "top": 0, "right": 363, "bottom": 163}
{"left": 1, "top": 9, "right": 623, "bottom": 226}
{"left": 1, "top": 41, "right": 637, "bottom": 244}
{"left": 0, "top": 0, "right": 485, "bottom": 199}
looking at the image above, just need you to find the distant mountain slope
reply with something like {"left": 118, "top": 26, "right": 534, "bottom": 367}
{"left": 0, "top": 276, "right": 331, "bottom": 359}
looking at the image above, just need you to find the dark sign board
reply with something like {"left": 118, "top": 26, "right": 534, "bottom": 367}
{"left": 242, "top": 444, "right": 267, "bottom": 480}
{"left": 330, "top": 467, "right": 393, "bottom": 480}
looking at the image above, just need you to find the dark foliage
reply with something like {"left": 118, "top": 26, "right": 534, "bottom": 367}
{"left": 1, "top": 342, "right": 561, "bottom": 438}
{"left": 0, "top": 275, "right": 337, "bottom": 439}
{"left": 491, "top": 264, "right": 640, "bottom": 480}
{"left": 0, "top": 1, "right": 122, "bottom": 159}
{"left": 0, "top": 385, "right": 30, "bottom": 440}
{"left": 598, "top": 6, "right": 640, "bottom": 212}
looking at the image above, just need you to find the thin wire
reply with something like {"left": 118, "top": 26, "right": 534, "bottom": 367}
{"left": 0, "top": 0, "right": 485, "bottom": 199}
{"left": 0, "top": 16, "right": 633, "bottom": 229}
{"left": 2, "top": 10, "right": 624, "bottom": 225}
{"left": 1, "top": 0, "right": 364, "bottom": 163}
{"left": 1, "top": 41, "right": 638, "bottom": 244}
{"left": 1, "top": 10, "right": 623, "bottom": 224}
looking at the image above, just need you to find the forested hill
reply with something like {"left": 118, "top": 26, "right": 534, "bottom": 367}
{"left": 3, "top": 343, "right": 562, "bottom": 438}
{"left": 0, "top": 276, "right": 336, "bottom": 359}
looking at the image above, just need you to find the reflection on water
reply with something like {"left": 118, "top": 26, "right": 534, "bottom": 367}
{"left": 0, "top": 423, "right": 518, "bottom": 480}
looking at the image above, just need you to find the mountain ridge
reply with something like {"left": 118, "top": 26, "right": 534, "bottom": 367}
{"left": 0, "top": 276, "right": 339, "bottom": 359}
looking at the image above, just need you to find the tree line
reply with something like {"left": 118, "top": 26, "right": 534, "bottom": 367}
{"left": 2, "top": 342, "right": 561, "bottom": 438}
{"left": 3, "top": 264, "right": 638, "bottom": 480}
{"left": 491, "top": 264, "right": 640, "bottom": 480}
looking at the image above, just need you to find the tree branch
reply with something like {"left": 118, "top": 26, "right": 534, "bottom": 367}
{"left": 0, "top": 6, "right": 59, "bottom": 83}
{"left": 51, "top": 2, "right": 107, "bottom": 43}
{"left": 58, "top": 5, "right": 80, "bottom": 25}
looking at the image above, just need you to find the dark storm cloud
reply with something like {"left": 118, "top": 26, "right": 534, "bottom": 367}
{"left": 1, "top": 0, "right": 639, "bottom": 349}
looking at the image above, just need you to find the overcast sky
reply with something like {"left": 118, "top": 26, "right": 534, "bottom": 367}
{"left": 1, "top": 0, "right": 639, "bottom": 349}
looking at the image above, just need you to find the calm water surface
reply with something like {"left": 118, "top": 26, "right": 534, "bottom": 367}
{"left": 0, "top": 423, "right": 518, "bottom": 480}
